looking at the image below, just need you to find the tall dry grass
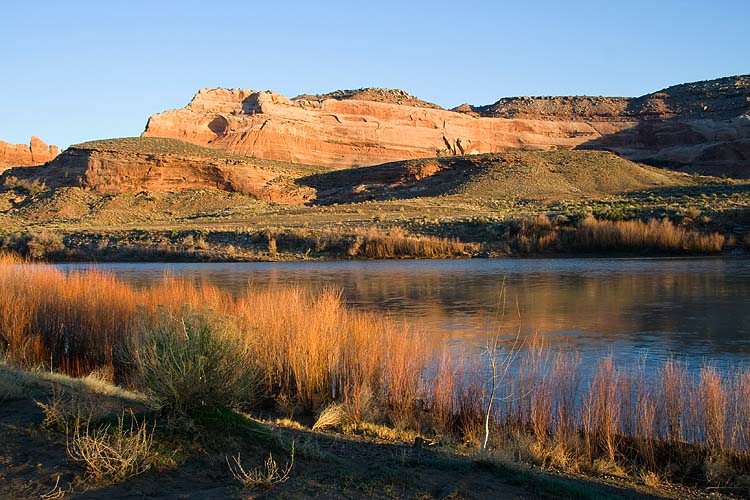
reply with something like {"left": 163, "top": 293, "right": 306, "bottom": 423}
{"left": 574, "top": 215, "right": 725, "bottom": 254}
{"left": 0, "top": 255, "right": 428, "bottom": 425}
{"left": 503, "top": 215, "right": 726, "bottom": 255}
{"left": 0, "top": 254, "right": 227, "bottom": 378}
{"left": 349, "top": 227, "right": 476, "bottom": 259}
{"left": 2, "top": 253, "right": 749, "bottom": 485}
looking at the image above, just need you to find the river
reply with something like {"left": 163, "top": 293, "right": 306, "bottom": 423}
{"left": 60, "top": 257, "right": 750, "bottom": 373}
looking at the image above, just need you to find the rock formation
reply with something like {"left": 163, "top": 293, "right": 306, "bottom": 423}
{"left": 1, "top": 138, "right": 314, "bottom": 203}
{"left": 142, "top": 88, "right": 627, "bottom": 169}
{"left": 0, "top": 137, "right": 59, "bottom": 171}
{"left": 142, "top": 75, "right": 750, "bottom": 176}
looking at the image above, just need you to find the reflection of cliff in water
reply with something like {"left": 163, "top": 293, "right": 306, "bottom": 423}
{"left": 303, "top": 261, "right": 750, "bottom": 360}
{"left": 66, "top": 259, "right": 750, "bottom": 366}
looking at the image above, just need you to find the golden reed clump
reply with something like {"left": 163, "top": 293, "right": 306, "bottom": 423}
{"left": 574, "top": 215, "right": 725, "bottom": 253}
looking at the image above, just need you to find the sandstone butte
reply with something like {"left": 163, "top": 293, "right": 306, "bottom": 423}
{"left": 142, "top": 75, "right": 750, "bottom": 176}
{"left": 0, "top": 137, "right": 58, "bottom": 171}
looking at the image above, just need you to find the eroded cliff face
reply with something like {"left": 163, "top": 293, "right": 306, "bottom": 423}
{"left": 2, "top": 138, "right": 314, "bottom": 203}
{"left": 0, "top": 137, "right": 59, "bottom": 171}
{"left": 470, "top": 76, "right": 750, "bottom": 177}
{"left": 142, "top": 88, "right": 635, "bottom": 169}
{"left": 142, "top": 76, "right": 750, "bottom": 176}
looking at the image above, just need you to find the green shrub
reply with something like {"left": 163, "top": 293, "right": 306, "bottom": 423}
{"left": 131, "top": 312, "right": 260, "bottom": 415}
{"left": 4, "top": 177, "right": 47, "bottom": 197}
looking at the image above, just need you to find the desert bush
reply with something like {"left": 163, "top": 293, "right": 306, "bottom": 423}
{"left": 4, "top": 177, "right": 47, "bottom": 196}
{"left": 36, "top": 385, "right": 121, "bottom": 432}
{"left": 264, "top": 230, "right": 278, "bottom": 256}
{"left": 227, "top": 443, "right": 295, "bottom": 490}
{"left": 37, "top": 387, "right": 79, "bottom": 432}
{"left": 312, "top": 403, "right": 347, "bottom": 431}
{"left": 66, "top": 411, "right": 156, "bottom": 483}
{"left": 25, "top": 231, "right": 66, "bottom": 260}
{"left": 130, "top": 312, "right": 261, "bottom": 415}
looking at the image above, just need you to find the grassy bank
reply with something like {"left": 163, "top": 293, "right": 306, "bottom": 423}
{"left": 0, "top": 214, "right": 733, "bottom": 262}
{"left": 1, "top": 255, "right": 749, "bottom": 496}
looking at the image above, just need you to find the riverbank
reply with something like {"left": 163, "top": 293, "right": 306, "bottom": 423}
{"left": 0, "top": 215, "right": 740, "bottom": 262}
{"left": 2, "top": 363, "right": 690, "bottom": 500}
{"left": 1, "top": 256, "right": 749, "bottom": 498}
{"left": 2, "top": 175, "right": 749, "bottom": 262}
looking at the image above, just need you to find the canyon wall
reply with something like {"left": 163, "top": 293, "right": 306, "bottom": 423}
{"left": 142, "top": 88, "right": 632, "bottom": 169}
{"left": 142, "top": 75, "right": 750, "bottom": 175}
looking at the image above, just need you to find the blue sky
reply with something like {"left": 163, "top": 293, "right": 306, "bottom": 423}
{"left": 1, "top": 0, "right": 747, "bottom": 148}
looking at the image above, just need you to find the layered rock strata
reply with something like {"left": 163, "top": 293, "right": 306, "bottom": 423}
{"left": 1, "top": 138, "right": 314, "bottom": 203}
{"left": 142, "top": 76, "right": 750, "bottom": 175}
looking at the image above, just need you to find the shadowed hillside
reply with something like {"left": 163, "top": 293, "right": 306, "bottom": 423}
{"left": 301, "top": 151, "right": 694, "bottom": 205}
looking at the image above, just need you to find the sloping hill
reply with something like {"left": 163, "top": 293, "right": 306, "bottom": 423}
{"left": 302, "top": 150, "right": 694, "bottom": 204}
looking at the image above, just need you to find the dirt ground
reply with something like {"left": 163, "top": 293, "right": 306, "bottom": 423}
{"left": 1, "top": 383, "right": 733, "bottom": 500}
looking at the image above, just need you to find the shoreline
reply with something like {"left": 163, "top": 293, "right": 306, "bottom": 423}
{"left": 2, "top": 259, "right": 749, "bottom": 499}
{"left": 1, "top": 222, "right": 742, "bottom": 263}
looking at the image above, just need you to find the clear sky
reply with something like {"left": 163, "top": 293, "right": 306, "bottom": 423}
{"left": 1, "top": 0, "right": 748, "bottom": 149}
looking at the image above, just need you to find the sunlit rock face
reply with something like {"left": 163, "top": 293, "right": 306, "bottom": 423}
{"left": 142, "top": 75, "right": 750, "bottom": 176}
{"left": 1, "top": 138, "right": 315, "bottom": 203}
{"left": 0, "top": 137, "right": 58, "bottom": 171}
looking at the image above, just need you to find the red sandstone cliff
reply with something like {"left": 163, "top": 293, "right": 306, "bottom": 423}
{"left": 142, "top": 88, "right": 631, "bottom": 169}
{"left": 0, "top": 137, "right": 59, "bottom": 171}
{"left": 2, "top": 138, "right": 315, "bottom": 203}
{"left": 142, "top": 76, "right": 750, "bottom": 176}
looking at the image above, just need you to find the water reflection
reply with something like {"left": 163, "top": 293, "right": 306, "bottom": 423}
{"left": 60, "top": 258, "right": 750, "bottom": 371}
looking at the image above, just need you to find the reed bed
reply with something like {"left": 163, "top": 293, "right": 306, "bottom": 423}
{"left": 507, "top": 215, "right": 726, "bottom": 255}
{"left": 573, "top": 215, "right": 726, "bottom": 253}
{"left": 348, "top": 227, "right": 476, "bottom": 259}
{"left": 1, "top": 253, "right": 748, "bottom": 486}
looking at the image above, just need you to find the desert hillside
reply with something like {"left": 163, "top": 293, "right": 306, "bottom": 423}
{"left": 1, "top": 139, "right": 695, "bottom": 207}
{"left": 303, "top": 151, "right": 690, "bottom": 204}
{"left": 1, "top": 137, "right": 324, "bottom": 203}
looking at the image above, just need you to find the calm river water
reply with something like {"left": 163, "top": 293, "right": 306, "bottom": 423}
{"left": 60, "top": 258, "right": 750, "bottom": 373}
